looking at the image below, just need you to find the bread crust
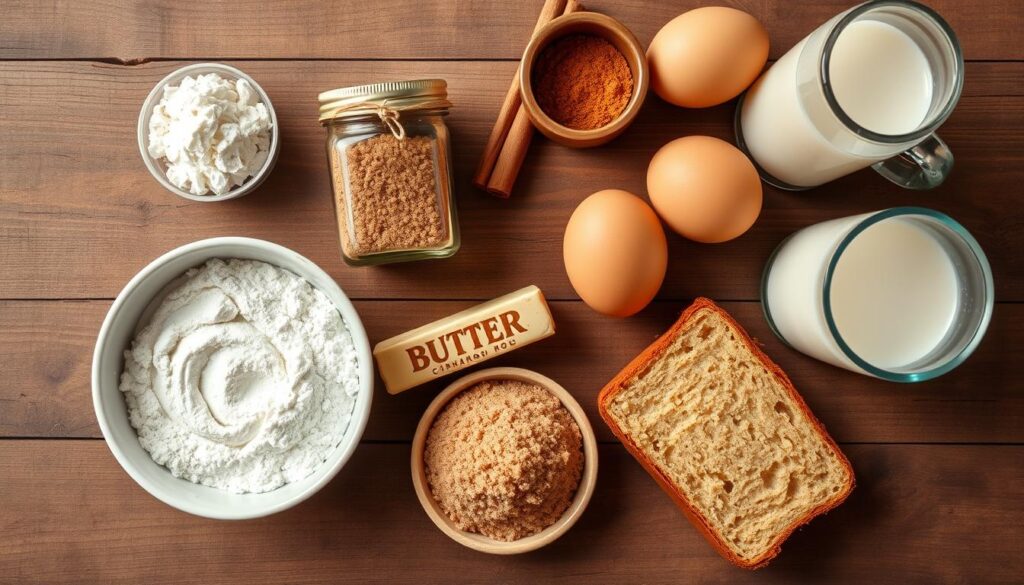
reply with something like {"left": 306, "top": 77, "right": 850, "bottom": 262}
{"left": 597, "top": 297, "right": 855, "bottom": 569}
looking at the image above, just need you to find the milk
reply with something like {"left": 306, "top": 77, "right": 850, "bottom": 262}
{"left": 740, "top": 19, "right": 934, "bottom": 188}
{"left": 763, "top": 213, "right": 960, "bottom": 374}
{"left": 829, "top": 219, "right": 958, "bottom": 368}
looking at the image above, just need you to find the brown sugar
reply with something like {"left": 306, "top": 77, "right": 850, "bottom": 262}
{"left": 532, "top": 34, "right": 634, "bottom": 130}
{"left": 424, "top": 379, "right": 584, "bottom": 541}
{"left": 335, "top": 134, "right": 446, "bottom": 255}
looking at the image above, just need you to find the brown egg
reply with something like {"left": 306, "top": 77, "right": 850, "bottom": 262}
{"left": 647, "top": 7, "right": 769, "bottom": 108}
{"left": 647, "top": 136, "right": 762, "bottom": 243}
{"left": 563, "top": 190, "right": 668, "bottom": 317}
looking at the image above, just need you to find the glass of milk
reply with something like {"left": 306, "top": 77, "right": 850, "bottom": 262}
{"left": 736, "top": 0, "right": 963, "bottom": 190}
{"left": 762, "top": 208, "right": 993, "bottom": 382}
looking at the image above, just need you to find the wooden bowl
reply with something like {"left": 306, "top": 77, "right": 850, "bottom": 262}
{"left": 519, "top": 12, "right": 649, "bottom": 148}
{"left": 411, "top": 367, "right": 599, "bottom": 554}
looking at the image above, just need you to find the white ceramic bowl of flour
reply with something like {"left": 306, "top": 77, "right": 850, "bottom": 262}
{"left": 92, "top": 237, "right": 372, "bottom": 519}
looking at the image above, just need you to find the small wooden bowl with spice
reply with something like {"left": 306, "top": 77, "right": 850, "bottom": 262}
{"left": 411, "top": 367, "right": 599, "bottom": 554}
{"left": 519, "top": 12, "right": 649, "bottom": 148}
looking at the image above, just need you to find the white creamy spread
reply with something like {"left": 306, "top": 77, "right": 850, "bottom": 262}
{"left": 147, "top": 73, "right": 273, "bottom": 196}
{"left": 119, "top": 259, "right": 359, "bottom": 493}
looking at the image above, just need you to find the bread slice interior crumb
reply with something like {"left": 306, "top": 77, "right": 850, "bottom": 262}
{"left": 603, "top": 307, "right": 852, "bottom": 563}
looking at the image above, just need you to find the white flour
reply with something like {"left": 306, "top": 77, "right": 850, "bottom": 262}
{"left": 119, "top": 259, "right": 359, "bottom": 493}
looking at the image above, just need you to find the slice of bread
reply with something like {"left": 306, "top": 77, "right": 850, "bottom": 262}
{"left": 598, "top": 298, "right": 854, "bottom": 569}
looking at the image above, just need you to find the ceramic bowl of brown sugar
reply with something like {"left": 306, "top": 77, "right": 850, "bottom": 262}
{"left": 519, "top": 12, "right": 649, "bottom": 148}
{"left": 411, "top": 367, "right": 599, "bottom": 554}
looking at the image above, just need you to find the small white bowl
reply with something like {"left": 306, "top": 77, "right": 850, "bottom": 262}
{"left": 137, "top": 63, "right": 281, "bottom": 202}
{"left": 92, "top": 237, "right": 373, "bottom": 519}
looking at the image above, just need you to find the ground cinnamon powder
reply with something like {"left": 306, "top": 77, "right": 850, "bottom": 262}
{"left": 424, "top": 380, "right": 584, "bottom": 541}
{"left": 334, "top": 134, "right": 445, "bottom": 255}
{"left": 532, "top": 34, "right": 633, "bottom": 130}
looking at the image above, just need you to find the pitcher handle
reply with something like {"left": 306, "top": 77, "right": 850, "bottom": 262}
{"left": 872, "top": 133, "right": 954, "bottom": 190}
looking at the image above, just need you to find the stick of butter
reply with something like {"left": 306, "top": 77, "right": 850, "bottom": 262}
{"left": 373, "top": 286, "right": 556, "bottom": 394}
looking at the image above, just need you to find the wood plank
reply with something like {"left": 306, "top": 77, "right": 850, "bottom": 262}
{"left": 0, "top": 441, "right": 1020, "bottom": 584}
{"left": 2, "top": 300, "right": 1018, "bottom": 443}
{"left": 1, "top": 61, "right": 1022, "bottom": 301}
{"left": 2, "top": 0, "right": 1022, "bottom": 60}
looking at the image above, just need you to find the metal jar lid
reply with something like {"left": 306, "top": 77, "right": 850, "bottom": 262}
{"left": 318, "top": 79, "right": 451, "bottom": 124}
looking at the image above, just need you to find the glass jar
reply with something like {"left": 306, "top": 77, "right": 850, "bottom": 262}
{"left": 318, "top": 79, "right": 459, "bottom": 266}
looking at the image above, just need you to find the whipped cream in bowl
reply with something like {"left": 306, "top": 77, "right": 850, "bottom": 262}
{"left": 92, "top": 238, "right": 373, "bottom": 519}
{"left": 137, "top": 63, "right": 280, "bottom": 202}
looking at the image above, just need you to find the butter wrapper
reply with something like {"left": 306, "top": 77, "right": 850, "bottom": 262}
{"left": 373, "top": 286, "right": 556, "bottom": 394}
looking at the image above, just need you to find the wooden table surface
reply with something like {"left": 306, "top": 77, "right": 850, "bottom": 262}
{"left": 1, "top": 1, "right": 1022, "bottom": 583}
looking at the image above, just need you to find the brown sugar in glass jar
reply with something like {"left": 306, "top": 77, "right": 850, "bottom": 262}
{"left": 319, "top": 79, "right": 460, "bottom": 266}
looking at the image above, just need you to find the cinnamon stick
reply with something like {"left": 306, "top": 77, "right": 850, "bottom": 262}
{"left": 473, "top": 0, "right": 567, "bottom": 191}
{"left": 486, "top": 0, "right": 582, "bottom": 198}
{"left": 485, "top": 108, "right": 534, "bottom": 198}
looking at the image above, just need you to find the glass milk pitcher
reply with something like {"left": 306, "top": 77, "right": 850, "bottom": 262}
{"left": 736, "top": 0, "right": 963, "bottom": 190}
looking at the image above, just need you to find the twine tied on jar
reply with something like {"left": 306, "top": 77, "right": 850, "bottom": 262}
{"left": 322, "top": 99, "right": 451, "bottom": 141}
